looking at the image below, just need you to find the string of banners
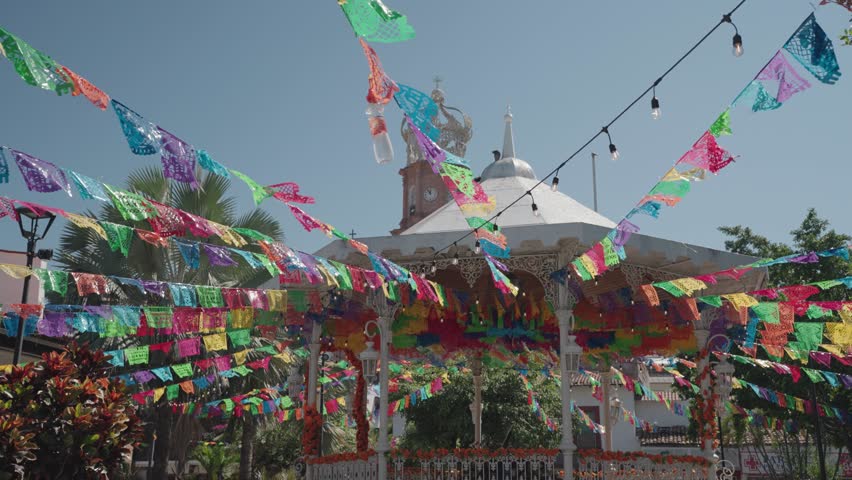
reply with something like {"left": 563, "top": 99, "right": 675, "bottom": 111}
{"left": 563, "top": 13, "right": 841, "bottom": 283}
{"left": 0, "top": 146, "right": 452, "bottom": 305}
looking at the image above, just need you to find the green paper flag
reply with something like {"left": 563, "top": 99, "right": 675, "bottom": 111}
{"left": 751, "top": 302, "right": 780, "bottom": 324}
{"left": 227, "top": 329, "right": 252, "bottom": 347}
{"left": 330, "top": 261, "right": 354, "bottom": 290}
{"left": 806, "top": 304, "right": 832, "bottom": 319}
{"left": 230, "top": 169, "right": 271, "bottom": 205}
{"left": 232, "top": 227, "right": 274, "bottom": 242}
{"left": 254, "top": 253, "right": 281, "bottom": 276}
{"left": 233, "top": 365, "right": 252, "bottom": 376}
{"left": 166, "top": 384, "right": 180, "bottom": 401}
{"left": 793, "top": 323, "right": 824, "bottom": 350}
{"left": 143, "top": 306, "right": 174, "bottom": 329}
{"left": 172, "top": 363, "right": 193, "bottom": 378}
{"left": 101, "top": 222, "right": 133, "bottom": 257}
{"left": 655, "top": 281, "right": 686, "bottom": 298}
{"left": 709, "top": 109, "right": 732, "bottom": 137}
{"left": 34, "top": 268, "right": 68, "bottom": 296}
{"left": 697, "top": 296, "right": 723, "bottom": 307}
{"left": 197, "top": 286, "right": 225, "bottom": 308}
{"left": 648, "top": 179, "right": 691, "bottom": 198}
{"left": 125, "top": 346, "right": 149, "bottom": 365}
{"left": 802, "top": 368, "right": 825, "bottom": 384}
{"left": 339, "top": 0, "right": 415, "bottom": 44}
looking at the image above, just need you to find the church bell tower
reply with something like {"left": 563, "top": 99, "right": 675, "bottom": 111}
{"left": 392, "top": 78, "right": 473, "bottom": 235}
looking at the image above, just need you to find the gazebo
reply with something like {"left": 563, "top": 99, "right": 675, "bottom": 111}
{"left": 295, "top": 106, "right": 766, "bottom": 479}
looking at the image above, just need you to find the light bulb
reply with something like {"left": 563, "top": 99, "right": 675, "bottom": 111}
{"left": 651, "top": 96, "right": 661, "bottom": 120}
{"left": 474, "top": 240, "right": 481, "bottom": 254}
{"left": 609, "top": 143, "right": 619, "bottom": 161}
{"left": 430, "top": 262, "right": 437, "bottom": 274}
{"left": 452, "top": 253, "right": 459, "bottom": 265}
{"left": 732, "top": 34, "right": 744, "bottom": 57}
{"left": 551, "top": 176, "right": 559, "bottom": 192}
{"left": 532, "top": 203, "right": 540, "bottom": 217}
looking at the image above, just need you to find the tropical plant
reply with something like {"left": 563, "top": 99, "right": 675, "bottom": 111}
{"left": 192, "top": 442, "right": 240, "bottom": 480}
{"left": 0, "top": 342, "right": 143, "bottom": 479}
{"left": 55, "top": 167, "right": 285, "bottom": 478}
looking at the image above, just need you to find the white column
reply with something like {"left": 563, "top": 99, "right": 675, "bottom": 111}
{"left": 557, "top": 309, "right": 576, "bottom": 480}
{"left": 601, "top": 371, "right": 613, "bottom": 452}
{"left": 377, "top": 315, "right": 391, "bottom": 480}
{"left": 470, "top": 357, "right": 483, "bottom": 446}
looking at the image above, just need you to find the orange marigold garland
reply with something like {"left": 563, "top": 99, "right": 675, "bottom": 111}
{"left": 302, "top": 405, "right": 322, "bottom": 457}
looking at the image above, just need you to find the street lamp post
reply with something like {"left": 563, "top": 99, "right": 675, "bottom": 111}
{"left": 714, "top": 359, "right": 734, "bottom": 462}
{"left": 558, "top": 310, "right": 582, "bottom": 480}
{"left": 360, "top": 319, "right": 388, "bottom": 480}
{"left": 12, "top": 207, "right": 55, "bottom": 365}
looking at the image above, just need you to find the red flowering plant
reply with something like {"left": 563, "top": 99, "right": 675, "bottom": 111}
{"left": 307, "top": 449, "right": 377, "bottom": 465}
{"left": 576, "top": 449, "right": 712, "bottom": 468}
{"left": 345, "top": 350, "right": 369, "bottom": 452}
{"left": 0, "top": 342, "right": 144, "bottom": 479}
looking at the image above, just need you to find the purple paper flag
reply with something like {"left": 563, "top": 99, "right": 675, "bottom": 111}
{"left": 203, "top": 244, "right": 238, "bottom": 267}
{"left": 158, "top": 127, "right": 199, "bottom": 189}
{"left": 611, "top": 219, "right": 640, "bottom": 248}
{"left": 37, "top": 311, "right": 69, "bottom": 337}
{"left": 12, "top": 149, "right": 71, "bottom": 195}
{"left": 133, "top": 370, "right": 156, "bottom": 384}
{"left": 756, "top": 51, "right": 811, "bottom": 103}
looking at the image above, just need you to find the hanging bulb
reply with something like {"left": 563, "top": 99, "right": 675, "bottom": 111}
{"left": 732, "top": 33, "right": 744, "bottom": 57}
{"left": 474, "top": 240, "right": 481, "bottom": 255}
{"left": 609, "top": 143, "right": 619, "bottom": 161}
{"left": 452, "top": 252, "right": 459, "bottom": 265}
{"left": 430, "top": 261, "right": 437, "bottom": 274}
{"left": 532, "top": 202, "right": 540, "bottom": 217}
{"left": 651, "top": 96, "right": 661, "bottom": 120}
{"left": 551, "top": 173, "right": 560, "bottom": 192}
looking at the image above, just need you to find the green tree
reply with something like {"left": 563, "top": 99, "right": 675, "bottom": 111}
{"left": 55, "top": 166, "right": 285, "bottom": 479}
{"left": 254, "top": 421, "right": 303, "bottom": 477}
{"left": 0, "top": 342, "right": 143, "bottom": 479}
{"left": 395, "top": 361, "right": 561, "bottom": 450}
{"left": 714, "top": 209, "right": 851, "bottom": 479}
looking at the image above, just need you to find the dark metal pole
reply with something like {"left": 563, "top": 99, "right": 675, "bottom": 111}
{"left": 318, "top": 353, "right": 328, "bottom": 458}
{"left": 811, "top": 384, "right": 828, "bottom": 480}
{"left": 717, "top": 412, "right": 725, "bottom": 462}
{"left": 591, "top": 153, "right": 599, "bottom": 212}
{"left": 147, "top": 433, "right": 156, "bottom": 480}
{"left": 12, "top": 236, "right": 35, "bottom": 365}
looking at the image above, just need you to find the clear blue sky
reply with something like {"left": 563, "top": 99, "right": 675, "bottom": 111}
{"left": 0, "top": 1, "right": 850, "bottom": 257}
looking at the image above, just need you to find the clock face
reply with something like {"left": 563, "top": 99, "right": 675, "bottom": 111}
{"left": 424, "top": 187, "right": 438, "bottom": 202}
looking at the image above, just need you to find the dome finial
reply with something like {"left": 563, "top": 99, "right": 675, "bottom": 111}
{"left": 501, "top": 105, "right": 515, "bottom": 159}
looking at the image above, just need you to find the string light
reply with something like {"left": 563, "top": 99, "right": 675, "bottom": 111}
{"left": 723, "top": 14, "right": 744, "bottom": 57}
{"left": 602, "top": 126, "right": 619, "bottom": 161}
{"left": 650, "top": 80, "right": 661, "bottom": 120}
{"left": 427, "top": 0, "right": 748, "bottom": 261}
{"left": 527, "top": 192, "right": 540, "bottom": 217}
{"left": 452, "top": 242, "right": 459, "bottom": 265}
{"left": 474, "top": 239, "right": 481, "bottom": 254}
{"left": 551, "top": 169, "right": 560, "bottom": 192}
{"left": 430, "top": 260, "right": 437, "bottom": 274}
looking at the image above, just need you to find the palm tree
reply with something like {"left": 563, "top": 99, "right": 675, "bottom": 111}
{"left": 56, "top": 166, "right": 285, "bottom": 479}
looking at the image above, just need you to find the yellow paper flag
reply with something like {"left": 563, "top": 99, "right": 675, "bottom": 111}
{"left": 203, "top": 333, "right": 228, "bottom": 352}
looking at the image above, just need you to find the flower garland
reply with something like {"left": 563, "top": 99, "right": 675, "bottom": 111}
{"left": 302, "top": 405, "right": 322, "bottom": 457}
{"left": 390, "top": 448, "right": 560, "bottom": 461}
{"left": 576, "top": 449, "right": 712, "bottom": 468}
{"left": 307, "top": 449, "right": 376, "bottom": 465}
{"left": 690, "top": 349, "right": 718, "bottom": 449}
{"left": 345, "top": 350, "right": 369, "bottom": 452}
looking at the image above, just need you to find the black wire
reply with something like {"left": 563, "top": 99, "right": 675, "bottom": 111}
{"left": 431, "top": 0, "right": 748, "bottom": 258}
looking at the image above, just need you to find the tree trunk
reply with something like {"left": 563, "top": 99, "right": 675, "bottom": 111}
{"left": 152, "top": 404, "right": 173, "bottom": 479}
{"left": 239, "top": 416, "right": 256, "bottom": 480}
